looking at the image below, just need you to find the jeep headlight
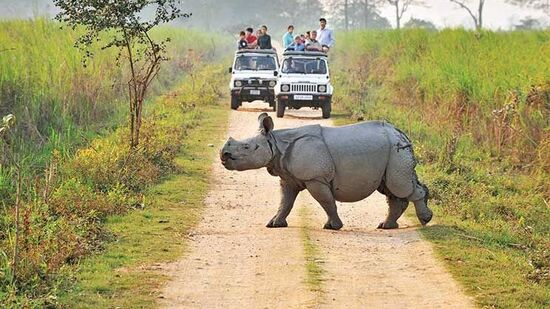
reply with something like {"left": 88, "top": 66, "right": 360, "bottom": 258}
{"left": 234, "top": 80, "right": 242, "bottom": 87}
{"left": 269, "top": 80, "right": 276, "bottom": 87}
{"left": 318, "top": 85, "right": 327, "bottom": 93}
{"left": 281, "top": 84, "right": 290, "bottom": 92}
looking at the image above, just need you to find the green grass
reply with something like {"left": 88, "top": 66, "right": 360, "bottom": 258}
{"left": 298, "top": 206, "right": 325, "bottom": 295}
{"left": 331, "top": 29, "right": 550, "bottom": 308}
{"left": 59, "top": 105, "right": 229, "bottom": 308}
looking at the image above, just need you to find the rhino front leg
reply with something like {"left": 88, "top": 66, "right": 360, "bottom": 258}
{"left": 408, "top": 182, "right": 432, "bottom": 226}
{"left": 266, "top": 181, "right": 299, "bottom": 228}
{"left": 305, "top": 180, "right": 343, "bottom": 230}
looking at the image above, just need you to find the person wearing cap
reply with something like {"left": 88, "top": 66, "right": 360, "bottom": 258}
{"left": 317, "top": 17, "right": 335, "bottom": 53}
{"left": 282, "top": 25, "right": 294, "bottom": 49}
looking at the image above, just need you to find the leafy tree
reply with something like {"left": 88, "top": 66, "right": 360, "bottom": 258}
{"left": 507, "top": 0, "right": 550, "bottom": 16}
{"left": 328, "top": 0, "right": 391, "bottom": 30}
{"left": 53, "top": 0, "right": 190, "bottom": 148}
{"left": 386, "top": 0, "right": 426, "bottom": 29}
{"left": 404, "top": 17, "right": 437, "bottom": 29}
{"left": 449, "top": 0, "right": 486, "bottom": 30}
{"left": 514, "top": 16, "right": 544, "bottom": 29}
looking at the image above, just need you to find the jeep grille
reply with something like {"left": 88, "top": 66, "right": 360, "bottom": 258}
{"left": 291, "top": 84, "right": 317, "bottom": 93}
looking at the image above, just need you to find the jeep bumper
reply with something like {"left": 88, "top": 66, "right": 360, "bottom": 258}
{"left": 232, "top": 87, "right": 275, "bottom": 102}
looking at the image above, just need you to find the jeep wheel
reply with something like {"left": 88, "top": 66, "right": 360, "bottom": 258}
{"left": 322, "top": 101, "right": 331, "bottom": 119}
{"left": 276, "top": 100, "right": 285, "bottom": 118}
{"left": 231, "top": 96, "right": 240, "bottom": 110}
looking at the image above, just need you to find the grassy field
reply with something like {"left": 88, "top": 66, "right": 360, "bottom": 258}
{"left": 332, "top": 29, "right": 549, "bottom": 308}
{"left": 0, "top": 18, "right": 231, "bottom": 306}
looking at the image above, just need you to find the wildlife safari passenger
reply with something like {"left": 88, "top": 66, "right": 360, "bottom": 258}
{"left": 282, "top": 25, "right": 294, "bottom": 49}
{"left": 305, "top": 30, "right": 322, "bottom": 52}
{"left": 237, "top": 31, "right": 248, "bottom": 50}
{"left": 285, "top": 35, "right": 305, "bottom": 51}
{"left": 257, "top": 25, "right": 272, "bottom": 49}
{"left": 317, "top": 17, "right": 335, "bottom": 53}
{"left": 245, "top": 27, "right": 257, "bottom": 48}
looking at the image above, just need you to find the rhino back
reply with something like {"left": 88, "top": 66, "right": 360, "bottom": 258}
{"left": 322, "top": 121, "right": 391, "bottom": 202}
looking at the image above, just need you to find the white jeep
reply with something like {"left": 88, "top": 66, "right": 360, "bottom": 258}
{"left": 229, "top": 49, "right": 279, "bottom": 110}
{"left": 274, "top": 51, "right": 333, "bottom": 118}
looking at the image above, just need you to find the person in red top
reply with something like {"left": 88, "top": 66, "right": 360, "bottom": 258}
{"left": 245, "top": 27, "right": 257, "bottom": 49}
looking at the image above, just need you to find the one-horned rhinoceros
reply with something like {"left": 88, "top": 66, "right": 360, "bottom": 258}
{"left": 220, "top": 113, "right": 432, "bottom": 230}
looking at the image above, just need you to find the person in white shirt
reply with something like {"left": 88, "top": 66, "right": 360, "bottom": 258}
{"left": 317, "top": 17, "right": 335, "bottom": 53}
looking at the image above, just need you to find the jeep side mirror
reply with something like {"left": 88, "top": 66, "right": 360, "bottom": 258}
{"left": 228, "top": 67, "right": 232, "bottom": 73}
{"left": 273, "top": 71, "right": 278, "bottom": 77}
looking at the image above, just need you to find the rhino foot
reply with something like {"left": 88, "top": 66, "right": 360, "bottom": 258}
{"left": 266, "top": 217, "right": 288, "bottom": 228}
{"left": 377, "top": 221, "right": 399, "bottom": 229}
{"left": 323, "top": 219, "right": 343, "bottom": 230}
{"left": 418, "top": 209, "right": 433, "bottom": 226}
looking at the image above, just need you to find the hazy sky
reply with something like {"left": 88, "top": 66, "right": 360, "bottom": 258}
{"left": 377, "top": 0, "right": 549, "bottom": 29}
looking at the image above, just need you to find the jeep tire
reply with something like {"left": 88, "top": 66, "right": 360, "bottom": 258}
{"left": 231, "top": 95, "right": 240, "bottom": 110}
{"left": 276, "top": 100, "right": 285, "bottom": 118}
{"left": 322, "top": 100, "right": 331, "bottom": 119}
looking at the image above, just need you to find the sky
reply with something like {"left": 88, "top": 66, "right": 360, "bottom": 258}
{"left": 0, "top": 0, "right": 548, "bottom": 30}
{"left": 376, "top": 0, "right": 549, "bottom": 29}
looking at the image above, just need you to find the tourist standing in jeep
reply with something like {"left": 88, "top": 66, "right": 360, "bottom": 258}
{"left": 317, "top": 17, "right": 335, "bottom": 53}
{"left": 257, "top": 25, "right": 272, "bottom": 50}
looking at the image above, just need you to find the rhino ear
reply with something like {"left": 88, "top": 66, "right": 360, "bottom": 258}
{"left": 258, "top": 113, "right": 274, "bottom": 135}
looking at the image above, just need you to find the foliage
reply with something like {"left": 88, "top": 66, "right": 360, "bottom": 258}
{"left": 404, "top": 17, "right": 437, "bottom": 29}
{"left": 332, "top": 28, "right": 550, "bottom": 307}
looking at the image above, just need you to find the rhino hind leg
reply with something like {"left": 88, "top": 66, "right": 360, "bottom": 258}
{"left": 378, "top": 194, "right": 409, "bottom": 229}
{"left": 384, "top": 138, "right": 432, "bottom": 226}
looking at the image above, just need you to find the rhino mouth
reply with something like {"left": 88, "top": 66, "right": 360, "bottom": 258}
{"left": 221, "top": 153, "right": 237, "bottom": 165}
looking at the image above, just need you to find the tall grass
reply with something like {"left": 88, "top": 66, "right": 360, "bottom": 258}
{"left": 0, "top": 18, "right": 228, "bottom": 199}
{"left": 0, "top": 18, "right": 231, "bottom": 306}
{"left": 332, "top": 29, "right": 550, "bottom": 307}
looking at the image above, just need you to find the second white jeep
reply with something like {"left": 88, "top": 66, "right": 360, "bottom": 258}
{"left": 274, "top": 51, "right": 333, "bottom": 118}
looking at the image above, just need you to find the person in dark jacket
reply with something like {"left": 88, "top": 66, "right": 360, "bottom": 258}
{"left": 257, "top": 25, "right": 272, "bottom": 49}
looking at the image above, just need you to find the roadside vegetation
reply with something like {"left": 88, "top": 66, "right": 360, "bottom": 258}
{"left": 332, "top": 29, "right": 550, "bottom": 307}
{"left": 0, "top": 18, "right": 230, "bottom": 306}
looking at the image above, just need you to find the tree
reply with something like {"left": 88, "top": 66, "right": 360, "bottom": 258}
{"left": 507, "top": 0, "right": 550, "bottom": 16}
{"left": 53, "top": 0, "right": 190, "bottom": 148}
{"left": 386, "top": 0, "right": 425, "bottom": 29}
{"left": 514, "top": 16, "right": 544, "bottom": 29}
{"left": 404, "top": 17, "right": 437, "bottom": 29}
{"left": 327, "top": 0, "right": 391, "bottom": 30}
{"left": 449, "top": 0, "right": 486, "bottom": 30}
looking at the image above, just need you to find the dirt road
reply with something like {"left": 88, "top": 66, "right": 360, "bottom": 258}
{"left": 159, "top": 103, "right": 475, "bottom": 308}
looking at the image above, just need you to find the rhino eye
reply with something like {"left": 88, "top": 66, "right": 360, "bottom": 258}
{"left": 244, "top": 144, "right": 250, "bottom": 150}
{"left": 254, "top": 144, "right": 259, "bottom": 150}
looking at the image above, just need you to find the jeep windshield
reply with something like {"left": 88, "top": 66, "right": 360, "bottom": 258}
{"left": 281, "top": 58, "right": 327, "bottom": 74}
{"left": 234, "top": 55, "right": 277, "bottom": 71}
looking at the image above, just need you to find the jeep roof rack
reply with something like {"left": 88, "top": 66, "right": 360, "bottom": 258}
{"left": 282, "top": 51, "right": 328, "bottom": 57}
{"left": 236, "top": 49, "right": 277, "bottom": 55}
